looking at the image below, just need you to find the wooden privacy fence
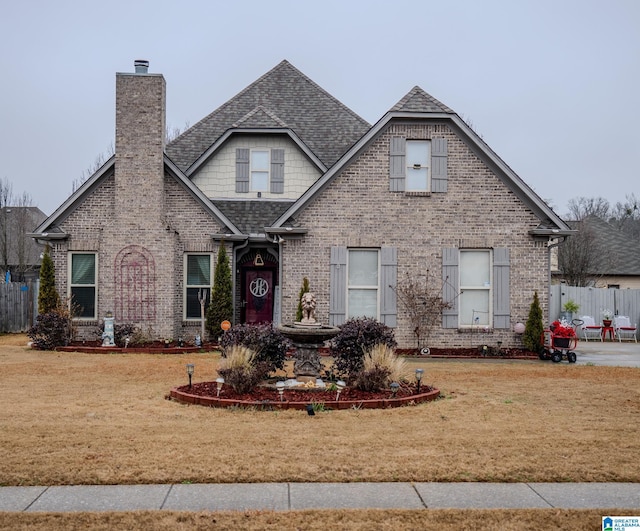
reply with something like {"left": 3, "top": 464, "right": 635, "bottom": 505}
{"left": 551, "top": 284, "right": 640, "bottom": 327}
{"left": 0, "top": 282, "right": 37, "bottom": 333}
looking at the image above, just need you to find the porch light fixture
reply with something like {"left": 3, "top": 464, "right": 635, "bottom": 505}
{"left": 415, "top": 368, "right": 424, "bottom": 394}
{"left": 276, "top": 380, "right": 285, "bottom": 401}
{"left": 253, "top": 252, "right": 264, "bottom": 266}
{"left": 336, "top": 380, "right": 346, "bottom": 401}
{"left": 390, "top": 381, "right": 400, "bottom": 398}
{"left": 186, "top": 364, "right": 195, "bottom": 388}
{"left": 216, "top": 377, "right": 225, "bottom": 397}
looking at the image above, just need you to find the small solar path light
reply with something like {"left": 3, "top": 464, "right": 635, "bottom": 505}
{"left": 186, "top": 364, "right": 194, "bottom": 389}
{"left": 415, "top": 368, "right": 424, "bottom": 394}
{"left": 335, "top": 380, "right": 346, "bottom": 401}
{"left": 215, "top": 377, "right": 225, "bottom": 397}
{"left": 276, "top": 381, "right": 285, "bottom": 401}
{"left": 390, "top": 381, "right": 400, "bottom": 398}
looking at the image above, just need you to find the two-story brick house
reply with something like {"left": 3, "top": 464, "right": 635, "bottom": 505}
{"left": 31, "top": 60, "right": 572, "bottom": 348}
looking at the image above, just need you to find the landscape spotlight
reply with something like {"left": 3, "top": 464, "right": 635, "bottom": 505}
{"left": 415, "top": 368, "right": 424, "bottom": 394}
{"left": 186, "top": 364, "right": 195, "bottom": 388}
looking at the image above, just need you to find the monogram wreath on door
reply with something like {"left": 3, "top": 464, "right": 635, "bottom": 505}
{"left": 249, "top": 277, "right": 269, "bottom": 311}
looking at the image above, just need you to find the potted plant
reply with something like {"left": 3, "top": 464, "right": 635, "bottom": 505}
{"left": 602, "top": 309, "right": 613, "bottom": 327}
{"left": 561, "top": 300, "right": 580, "bottom": 322}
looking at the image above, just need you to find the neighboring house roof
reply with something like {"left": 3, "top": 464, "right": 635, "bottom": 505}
{"left": 270, "top": 86, "right": 572, "bottom": 236}
{"left": 1, "top": 206, "right": 47, "bottom": 267}
{"left": 166, "top": 60, "right": 371, "bottom": 172}
{"left": 563, "top": 216, "right": 640, "bottom": 276}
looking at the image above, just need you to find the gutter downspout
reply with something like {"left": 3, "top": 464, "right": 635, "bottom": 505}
{"left": 276, "top": 236, "right": 283, "bottom": 326}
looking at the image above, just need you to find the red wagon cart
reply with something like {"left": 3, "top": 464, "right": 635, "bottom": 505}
{"left": 539, "top": 319, "right": 580, "bottom": 363}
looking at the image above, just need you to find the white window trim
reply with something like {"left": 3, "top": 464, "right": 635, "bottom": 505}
{"left": 406, "top": 140, "right": 431, "bottom": 192}
{"left": 346, "top": 248, "right": 380, "bottom": 320}
{"left": 250, "top": 149, "right": 270, "bottom": 192}
{"left": 459, "top": 249, "right": 493, "bottom": 329}
{"left": 183, "top": 253, "right": 213, "bottom": 321}
{"left": 68, "top": 252, "right": 98, "bottom": 320}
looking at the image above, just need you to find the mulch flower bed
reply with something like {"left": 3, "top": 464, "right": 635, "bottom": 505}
{"left": 177, "top": 381, "right": 428, "bottom": 403}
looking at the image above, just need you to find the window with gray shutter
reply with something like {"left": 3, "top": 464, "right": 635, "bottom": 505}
{"left": 492, "top": 248, "right": 510, "bottom": 329}
{"left": 236, "top": 148, "right": 250, "bottom": 193}
{"left": 442, "top": 248, "right": 459, "bottom": 328}
{"left": 380, "top": 247, "right": 397, "bottom": 327}
{"left": 431, "top": 138, "right": 448, "bottom": 193}
{"left": 389, "top": 137, "right": 406, "bottom": 192}
{"left": 329, "top": 246, "right": 347, "bottom": 326}
{"left": 270, "top": 148, "right": 284, "bottom": 194}
{"left": 390, "top": 136, "right": 448, "bottom": 194}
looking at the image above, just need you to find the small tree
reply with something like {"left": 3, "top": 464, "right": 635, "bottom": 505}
{"left": 38, "top": 244, "right": 60, "bottom": 314}
{"left": 393, "top": 271, "right": 452, "bottom": 350}
{"left": 295, "top": 277, "right": 310, "bottom": 322}
{"left": 205, "top": 241, "right": 233, "bottom": 338}
{"left": 523, "top": 291, "right": 544, "bottom": 353}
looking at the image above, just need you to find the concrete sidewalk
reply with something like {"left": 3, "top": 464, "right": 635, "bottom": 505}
{"left": 1, "top": 482, "right": 639, "bottom": 512}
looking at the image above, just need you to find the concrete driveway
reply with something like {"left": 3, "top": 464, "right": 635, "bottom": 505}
{"left": 573, "top": 339, "right": 640, "bottom": 367}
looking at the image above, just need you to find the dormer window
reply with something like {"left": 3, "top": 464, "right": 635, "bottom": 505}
{"left": 250, "top": 150, "right": 269, "bottom": 191}
{"left": 236, "top": 147, "right": 285, "bottom": 194}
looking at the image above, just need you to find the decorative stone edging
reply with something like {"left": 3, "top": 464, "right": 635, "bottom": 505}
{"left": 169, "top": 386, "right": 440, "bottom": 410}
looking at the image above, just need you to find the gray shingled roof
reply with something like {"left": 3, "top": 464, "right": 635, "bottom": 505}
{"left": 211, "top": 200, "right": 295, "bottom": 235}
{"left": 390, "top": 86, "right": 455, "bottom": 114}
{"left": 564, "top": 216, "right": 640, "bottom": 275}
{"left": 166, "top": 60, "right": 371, "bottom": 172}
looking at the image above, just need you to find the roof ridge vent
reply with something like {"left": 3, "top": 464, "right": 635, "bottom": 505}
{"left": 134, "top": 60, "right": 149, "bottom": 74}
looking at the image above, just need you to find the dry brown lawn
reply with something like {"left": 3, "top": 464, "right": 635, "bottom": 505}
{"left": 1, "top": 333, "right": 638, "bottom": 529}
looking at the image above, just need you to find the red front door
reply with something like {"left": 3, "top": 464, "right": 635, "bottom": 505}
{"left": 243, "top": 269, "right": 274, "bottom": 323}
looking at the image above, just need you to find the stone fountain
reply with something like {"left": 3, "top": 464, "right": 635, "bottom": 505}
{"left": 278, "top": 292, "right": 339, "bottom": 380}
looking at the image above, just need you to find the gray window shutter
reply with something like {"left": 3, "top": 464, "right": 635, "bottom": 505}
{"left": 236, "top": 148, "right": 250, "bottom": 193}
{"left": 431, "top": 138, "right": 448, "bottom": 193}
{"left": 270, "top": 148, "right": 284, "bottom": 194}
{"left": 329, "top": 246, "right": 347, "bottom": 326}
{"left": 389, "top": 136, "right": 406, "bottom": 192}
{"left": 442, "top": 248, "right": 458, "bottom": 328}
{"left": 493, "top": 248, "right": 510, "bottom": 329}
{"left": 380, "top": 247, "right": 397, "bottom": 327}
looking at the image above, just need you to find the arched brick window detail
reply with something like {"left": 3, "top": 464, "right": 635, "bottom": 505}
{"left": 114, "top": 245, "right": 156, "bottom": 321}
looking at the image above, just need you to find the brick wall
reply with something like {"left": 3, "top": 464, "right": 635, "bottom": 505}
{"left": 280, "top": 122, "right": 549, "bottom": 349}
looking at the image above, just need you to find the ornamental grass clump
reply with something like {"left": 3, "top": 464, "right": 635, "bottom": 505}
{"left": 217, "top": 345, "right": 270, "bottom": 394}
{"left": 354, "top": 344, "right": 409, "bottom": 392}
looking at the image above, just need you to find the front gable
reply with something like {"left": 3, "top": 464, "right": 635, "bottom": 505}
{"left": 191, "top": 134, "right": 323, "bottom": 201}
{"left": 271, "top": 87, "right": 572, "bottom": 238}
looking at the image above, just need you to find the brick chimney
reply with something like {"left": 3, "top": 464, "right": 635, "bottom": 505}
{"left": 115, "top": 60, "right": 166, "bottom": 223}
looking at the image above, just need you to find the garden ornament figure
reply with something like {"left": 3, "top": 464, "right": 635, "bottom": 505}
{"left": 300, "top": 292, "right": 317, "bottom": 325}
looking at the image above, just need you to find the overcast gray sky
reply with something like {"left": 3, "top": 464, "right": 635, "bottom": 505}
{"left": 1, "top": 0, "right": 638, "bottom": 217}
